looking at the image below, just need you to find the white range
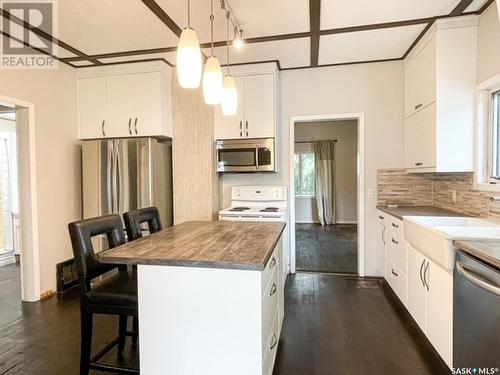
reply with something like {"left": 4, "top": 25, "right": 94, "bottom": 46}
{"left": 219, "top": 185, "right": 287, "bottom": 222}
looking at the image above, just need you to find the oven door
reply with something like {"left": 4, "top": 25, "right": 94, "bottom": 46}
{"left": 216, "top": 138, "right": 275, "bottom": 173}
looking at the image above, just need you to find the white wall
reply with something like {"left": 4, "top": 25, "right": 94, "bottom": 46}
{"left": 294, "top": 120, "right": 357, "bottom": 224}
{"left": 221, "top": 61, "right": 405, "bottom": 276}
{"left": 477, "top": 1, "right": 500, "bottom": 83}
{"left": 0, "top": 64, "right": 79, "bottom": 295}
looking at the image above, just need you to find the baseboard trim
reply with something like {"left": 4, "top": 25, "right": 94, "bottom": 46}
{"left": 294, "top": 221, "right": 358, "bottom": 225}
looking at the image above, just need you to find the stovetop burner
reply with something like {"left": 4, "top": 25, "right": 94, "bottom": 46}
{"left": 260, "top": 207, "right": 280, "bottom": 212}
{"left": 230, "top": 207, "right": 250, "bottom": 212}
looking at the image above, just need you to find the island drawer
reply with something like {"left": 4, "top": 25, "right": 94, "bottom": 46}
{"left": 262, "top": 266, "right": 279, "bottom": 350}
{"left": 263, "top": 307, "right": 280, "bottom": 375}
{"left": 261, "top": 245, "right": 279, "bottom": 296}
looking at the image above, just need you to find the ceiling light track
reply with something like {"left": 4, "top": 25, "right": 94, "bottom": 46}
{"left": 219, "top": 0, "right": 244, "bottom": 48}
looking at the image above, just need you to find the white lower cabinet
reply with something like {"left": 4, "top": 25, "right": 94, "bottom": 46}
{"left": 407, "top": 245, "right": 453, "bottom": 368}
{"left": 138, "top": 236, "right": 285, "bottom": 375}
{"left": 380, "top": 211, "right": 453, "bottom": 369}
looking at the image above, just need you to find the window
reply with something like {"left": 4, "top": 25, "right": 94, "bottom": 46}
{"left": 294, "top": 152, "right": 315, "bottom": 197}
{"left": 475, "top": 74, "right": 500, "bottom": 191}
{"left": 489, "top": 89, "right": 500, "bottom": 179}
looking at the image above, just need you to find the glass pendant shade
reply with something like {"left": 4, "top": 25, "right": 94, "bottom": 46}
{"left": 177, "top": 28, "right": 202, "bottom": 89}
{"left": 202, "top": 56, "right": 223, "bottom": 105}
{"left": 221, "top": 75, "right": 238, "bottom": 116}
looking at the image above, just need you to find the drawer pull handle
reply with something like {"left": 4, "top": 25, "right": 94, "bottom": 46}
{"left": 269, "top": 283, "right": 277, "bottom": 297}
{"left": 270, "top": 333, "right": 278, "bottom": 350}
{"left": 378, "top": 215, "right": 384, "bottom": 220}
{"left": 391, "top": 269, "right": 399, "bottom": 277}
{"left": 269, "top": 257, "right": 277, "bottom": 269}
{"left": 392, "top": 223, "right": 399, "bottom": 229}
{"left": 391, "top": 238, "right": 399, "bottom": 245}
{"left": 415, "top": 162, "right": 423, "bottom": 166}
{"left": 415, "top": 103, "right": 423, "bottom": 110}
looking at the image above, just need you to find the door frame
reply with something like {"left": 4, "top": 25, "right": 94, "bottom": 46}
{"left": 288, "top": 113, "right": 365, "bottom": 276}
{"left": 0, "top": 94, "right": 40, "bottom": 302}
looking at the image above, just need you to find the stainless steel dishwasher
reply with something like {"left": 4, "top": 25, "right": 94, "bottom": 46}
{"left": 454, "top": 251, "right": 500, "bottom": 369}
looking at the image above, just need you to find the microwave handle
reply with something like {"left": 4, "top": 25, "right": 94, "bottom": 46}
{"left": 256, "top": 146, "right": 259, "bottom": 170}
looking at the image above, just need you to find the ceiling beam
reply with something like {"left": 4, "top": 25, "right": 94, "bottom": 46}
{"left": 141, "top": 0, "right": 182, "bottom": 37}
{"left": 0, "top": 8, "right": 101, "bottom": 65}
{"left": 309, "top": 0, "right": 321, "bottom": 66}
{"left": 478, "top": 0, "right": 496, "bottom": 13}
{"left": 449, "top": 0, "right": 474, "bottom": 16}
{"left": 402, "top": 21, "right": 433, "bottom": 59}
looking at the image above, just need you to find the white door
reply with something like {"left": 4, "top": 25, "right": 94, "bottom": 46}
{"left": 404, "top": 102, "right": 437, "bottom": 169}
{"left": 425, "top": 261, "right": 453, "bottom": 368}
{"left": 244, "top": 74, "right": 275, "bottom": 138}
{"left": 107, "top": 74, "right": 134, "bottom": 138}
{"left": 214, "top": 76, "right": 245, "bottom": 140}
{"left": 376, "top": 215, "right": 386, "bottom": 276}
{"left": 78, "top": 77, "right": 107, "bottom": 139}
{"left": 132, "top": 72, "right": 163, "bottom": 136}
{"left": 407, "top": 246, "right": 427, "bottom": 331}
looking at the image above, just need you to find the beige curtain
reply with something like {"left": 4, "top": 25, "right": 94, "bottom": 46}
{"left": 314, "top": 141, "right": 336, "bottom": 226}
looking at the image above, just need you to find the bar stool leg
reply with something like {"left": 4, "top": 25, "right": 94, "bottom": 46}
{"left": 80, "top": 309, "right": 93, "bottom": 375}
{"left": 117, "top": 315, "right": 127, "bottom": 359}
{"left": 132, "top": 316, "right": 138, "bottom": 346}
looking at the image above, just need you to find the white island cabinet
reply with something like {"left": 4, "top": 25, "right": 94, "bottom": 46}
{"left": 98, "top": 221, "right": 285, "bottom": 375}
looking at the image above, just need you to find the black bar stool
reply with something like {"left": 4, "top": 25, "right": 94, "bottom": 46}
{"left": 123, "top": 207, "right": 163, "bottom": 241}
{"left": 68, "top": 215, "right": 139, "bottom": 375}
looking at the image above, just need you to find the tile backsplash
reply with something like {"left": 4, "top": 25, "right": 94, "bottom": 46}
{"left": 377, "top": 169, "right": 500, "bottom": 218}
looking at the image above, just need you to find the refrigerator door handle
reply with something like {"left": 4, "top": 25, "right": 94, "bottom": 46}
{"left": 106, "top": 141, "right": 114, "bottom": 214}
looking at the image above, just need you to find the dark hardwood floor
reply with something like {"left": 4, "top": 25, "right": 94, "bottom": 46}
{"left": 0, "top": 265, "right": 449, "bottom": 374}
{"left": 296, "top": 224, "right": 358, "bottom": 273}
{"left": 273, "top": 273, "right": 450, "bottom": 375}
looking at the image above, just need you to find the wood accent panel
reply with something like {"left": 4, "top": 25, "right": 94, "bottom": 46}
{"left": 98, "top": 221, "right": 285, "bottom": 270}
{"left": 171, "top": 71, "right": 219, "bottom": 224}
{"left": 450, "top": 0, "right": 475, "bottom": 16}
{"left": 309, "top": 0, "right": 321, "bottom": 66}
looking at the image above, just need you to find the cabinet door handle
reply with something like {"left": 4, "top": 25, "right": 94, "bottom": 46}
{"left": 381, "top": 226, "right": 386, "bottom": 245}
{"left": 269, "top": 257, "right": 277, "bottom": 269}
{"left": 269, "top": 283, "right": 277, "bottom": 296}
{"left": 424, "top": 261, "right": 430, "bottom": 291}
{"left": 245, "top": 120, "right": 248, "bottom": 130}
{"left": 240, "top": 131, "right": 243, "bottom": 137}
{"left": 419, "top": 259, "right": 426, "bottom": 287}
{"left": 239, "top": 121, "right": 242, "bottom": 130}
{"left": 270, "top": 333, "right": 278, "bottom": 350}
{"left": 128, "top": 118, "right": 132, "bottom": 135}
{"left": 415, "top": 162, "right": 423, "bottom": 166}
{"left": 391, "top": 238, "right": 399, "bottom": 245}
{"left": 134, "top": 117, "right": 138, "bottom": 135}
{"left": 415, "top": 103, "right": 423, "bottom": 110}
{"left": 246, "top": 131, "right": 248, "bottom": 137}
{"left": 391, "top": 269, "right": 399, "bottom": 277}
{"left": 392, "top": 223, "right": 399, "bottom": 229}
{"left": 101, "top": 120, "right": 106, "bottom": 137}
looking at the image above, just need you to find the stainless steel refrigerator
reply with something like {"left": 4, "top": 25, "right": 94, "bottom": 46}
{"left": 82, "top": 137, "right": 173, "bottom": 229}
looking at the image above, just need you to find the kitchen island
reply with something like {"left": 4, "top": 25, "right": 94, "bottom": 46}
{"left": 99, "top": 220, "right": 286, "bottom": 375}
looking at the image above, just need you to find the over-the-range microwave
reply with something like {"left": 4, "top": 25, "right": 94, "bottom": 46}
{"left": 216, "top": 138, "right": 275, "bottom": 173}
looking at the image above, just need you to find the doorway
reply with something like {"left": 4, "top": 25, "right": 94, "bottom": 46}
{"left": 289, "top": 114, "right": 365, "bottom": 276}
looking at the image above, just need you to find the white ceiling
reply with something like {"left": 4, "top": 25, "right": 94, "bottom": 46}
{"left": 0, "top": 0, "right": 492, "bottom": 68}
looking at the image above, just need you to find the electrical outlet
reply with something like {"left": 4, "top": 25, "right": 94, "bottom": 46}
{"left": 451, "top": 190, "right": 457, "bottom": 202}
{"left": 367, "top": 189, "right": 374, "bottom": 199}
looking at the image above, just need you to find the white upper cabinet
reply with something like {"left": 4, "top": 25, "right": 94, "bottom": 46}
{"left": 404, "top": 16, "right": 478, "bottom": 173}
{"left": 77, "top": 77, "right": 107, "bottom": 139}
{"left": 77, "top": 62, "right": 172, "bottom": 140}
{"left": 214, "top": 76, "right": 245, "bottom": 139}
{"left": 244, "top": 74, "right": 275, "bottom": 139}
{"left": 214, "top": 64, "right": 277, "bottom": 140}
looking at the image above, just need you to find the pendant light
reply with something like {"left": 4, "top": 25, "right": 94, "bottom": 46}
{"left": 233, "top": 27, "right": 244, "bottom": 49}
{"left": 221, "top": 10, "right": 238, "bottom": 116}
{"left": 203, "top": 0, "right": 223, "bottom": 104}
{"left": 177, "top": 0, "right": 202, "bottom": 89}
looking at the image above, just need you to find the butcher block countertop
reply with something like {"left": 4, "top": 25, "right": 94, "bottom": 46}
{"left": 98, "top": 221, "right": 286, "bottom": 271}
